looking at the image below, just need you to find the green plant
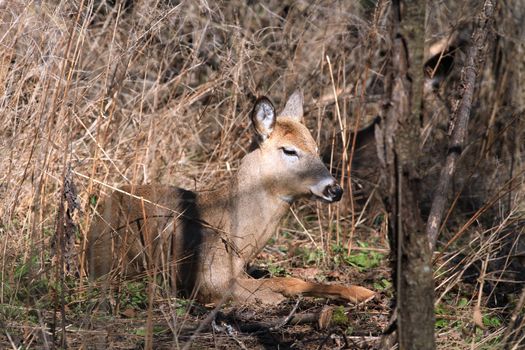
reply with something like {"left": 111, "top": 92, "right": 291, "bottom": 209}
{"left": 331, "top": 242, "right": 385, "bottom": 271}
{"left": 332, "top": 306, "right": 349, "bottom": 326}
{"left": 119, "top": 281, "right": 148, "bottom": 310}
{"left": 434, "top": 318, "right": 450, "bottom": 329}
{"left": 7, "top": 256, "right": 51, "bottom": 305}
{"left": 90, "top": 195, "right": 98, "bottom": 207}
{"left": 135, "top": 325, "right": 168, "bottom": 336}
{"left": 482, "top": 314, "right": 501, "bottom": 328}
{"left": 175, "top": 299, "right": 191, "bottom": 317}
{"left": 457, "top": 297, "right": 469, "bottom": 308}
{"left": 295, "top": 247, "right": 325, "bottom": 266}
{"left": 344, "top": 251, "right": 383, "bottom": 271}
{"left": 373, "top": 278, "right": 392, "bottom": 293}
{"left": 267, "top": 263, "right": 287, "bottom": 277}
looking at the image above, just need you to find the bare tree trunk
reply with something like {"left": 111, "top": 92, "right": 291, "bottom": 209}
{"left": 425, "top": 0, "right": 496, "bottom": 250}
{"left": 377, "top": 0, "right": 435, "bottom": 348}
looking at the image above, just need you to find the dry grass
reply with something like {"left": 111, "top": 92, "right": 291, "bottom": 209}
{"left": 0, "top": 0, "right": 524, "bottom": 349}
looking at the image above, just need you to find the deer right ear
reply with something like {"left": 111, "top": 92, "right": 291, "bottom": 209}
{"left": 251, "top": 97, "right": 276, "bottom": 141}
{"left": 279, "top": 90, "right": 303, "bottom": 122}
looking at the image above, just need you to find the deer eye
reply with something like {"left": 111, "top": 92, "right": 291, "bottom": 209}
{"left": 281, "top": 147, "right": 299, "bottom": 157}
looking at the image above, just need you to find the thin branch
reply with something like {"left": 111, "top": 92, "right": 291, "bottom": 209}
{"left": 502, "top": 285, "right": 525, "bottom": 347}
{"left": 426, "top": 0, "right": 496, "bottom": 250}
{"left": 269, "top": 297, "right": 301, "bottom": 331}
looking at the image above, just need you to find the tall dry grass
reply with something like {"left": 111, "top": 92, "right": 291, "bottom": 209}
{"left": 0, "top": 0, "right": 524, "bottom": 348}
{"left": 0, "top": 0, "right": 374, "bottom": 271}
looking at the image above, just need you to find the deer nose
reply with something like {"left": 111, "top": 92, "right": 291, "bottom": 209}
{"left": 324, "top": 183, "right": 343, "bottom": 202}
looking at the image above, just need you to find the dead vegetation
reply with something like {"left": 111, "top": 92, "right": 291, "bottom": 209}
{"left": 0, "top": 0, "right": 524, "bottom": 349}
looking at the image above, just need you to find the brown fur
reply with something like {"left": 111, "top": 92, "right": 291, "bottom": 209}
{"left": 86, "top": 91, "right": 375, "bottom": 305}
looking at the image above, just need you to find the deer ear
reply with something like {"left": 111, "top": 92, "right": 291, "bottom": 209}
{"left": 251, "top": 97, "right": 276, "bottom": 141}
{"left": 279, "top": 90, "right": 303, "bottom": 122}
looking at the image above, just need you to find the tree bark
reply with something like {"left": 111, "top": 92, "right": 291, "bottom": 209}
{"left": 425, "top": 0, "right": 496, "bottom": 250}
{"left": 377, "top": 0, "right": 435, "bottom": 348}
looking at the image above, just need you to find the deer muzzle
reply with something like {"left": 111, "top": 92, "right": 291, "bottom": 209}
{"left": 324, "top": 182, "right": 343, "bottom": 202}
{"left": 310, "top": 178, "right": 343, "bottom": 203}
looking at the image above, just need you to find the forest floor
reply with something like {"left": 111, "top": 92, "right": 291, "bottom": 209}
{"left": 1, "top": 223, "right": 511, "bottom": 349}
{"left": 1, "top": 1, "right": 523, "bottom": 349}
{"left": 1, "top": 223, "right": 391, "bottom": 349}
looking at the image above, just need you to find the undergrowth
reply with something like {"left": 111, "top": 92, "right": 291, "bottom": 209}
{"left": 0, "top": 0, "right": 523, "bottom": 349}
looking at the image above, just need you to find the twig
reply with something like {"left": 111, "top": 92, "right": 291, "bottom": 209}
{"left": 317, "top": 329, "right": 336, "bottom": 350}
{"left": 181, "top": 294, "right": 229, "bottom": 350}
{"left": 180, "top": 278, "right": 251, "bottom": 350}
{"left": 502, "top": 286, "right": 525, "bottom": 348}
{"left": 5, "top": 331, "right": 18, "bottom": 350}
{"left": 212, "top": 318, "right": 249, "bottom": 350}
{"left": 269, "top": 297, "right": 301, "bottom": 331}
{"left": 177, "top": 305, "right": 364, "bottom": 334}
{"left": 426, "top": 0, "right": 496, "bottom": 250}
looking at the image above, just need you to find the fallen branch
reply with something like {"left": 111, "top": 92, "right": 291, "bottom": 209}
{"left": 178, "top": 305, "right": 371, "bottom": 335}
{"left": 269, "top": 297, "right": 301, "bottom": 331}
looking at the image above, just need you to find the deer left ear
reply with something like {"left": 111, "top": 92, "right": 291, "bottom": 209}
{"left": 279, "top": 90, "right": 304, "bottom": 122}
{"left": 251, "top": 97, "right": 276, "bottom": 141}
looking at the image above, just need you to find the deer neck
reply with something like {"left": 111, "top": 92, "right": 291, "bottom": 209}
{"left": 197, "top": 149, "right": 291, "bottom": 261}
{"left": 234, "top": 149, "right": 291, "bottom": 259}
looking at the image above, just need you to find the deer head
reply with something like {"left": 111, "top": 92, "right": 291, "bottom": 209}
{"left": 250, "top": 90, "right": 343, "bottom": 204}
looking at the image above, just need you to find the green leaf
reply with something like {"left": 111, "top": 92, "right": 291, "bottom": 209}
{"left": 332, "top": 306, "right": 349, "bottom": 326}
{"left": 483, "top": 315, "right": 501, "bottom": 327}
{"left": 457, "top": 297, "right": 469, "bottom": 308}
{"left": 435, "top": 318, "right": 449, "bottom": 328}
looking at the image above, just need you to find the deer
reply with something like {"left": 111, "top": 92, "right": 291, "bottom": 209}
{"left": 86, "top": 90, "right": 375, "bottom": 306}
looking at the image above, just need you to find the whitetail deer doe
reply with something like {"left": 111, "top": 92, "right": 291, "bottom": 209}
{"left": 87, "top": 91, "right": 375, "bottom": 305}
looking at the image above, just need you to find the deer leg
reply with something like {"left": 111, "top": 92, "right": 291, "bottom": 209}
{"left": 234, "top": 277, "right": 375, "bottom": 305}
